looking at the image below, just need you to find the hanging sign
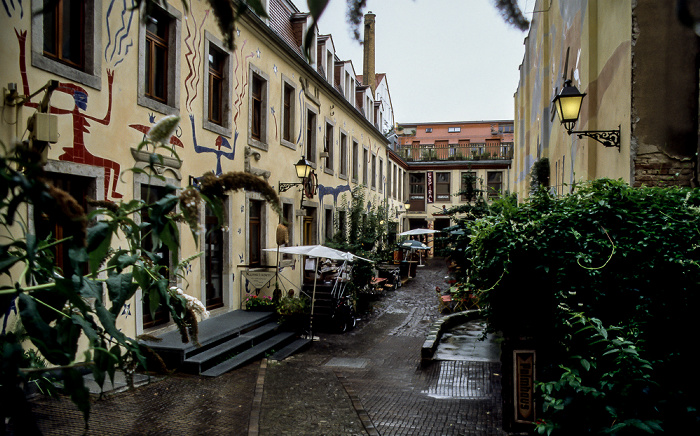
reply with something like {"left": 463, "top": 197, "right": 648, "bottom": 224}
{"left": 427, "top": 171, "right": 434, "bottom": 203}
{"left": 241, "top": 270, "right": 276, "bottom": 292}
{"left": 514, "top": 350, "right": 536, "bottom": 423}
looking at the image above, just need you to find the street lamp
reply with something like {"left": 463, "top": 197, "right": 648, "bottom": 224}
{"left": 279, "top": 156, "right": 317, "bottom": 209}
{"left": 552, "top": 80, "right": 620, "bottom": 151}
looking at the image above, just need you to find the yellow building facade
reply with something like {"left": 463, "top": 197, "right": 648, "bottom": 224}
{"left": 0, "top": 0, "right": 401, "bottom": 338}
{"left": 511, "top": 0, "right": 699, "bottom": 200}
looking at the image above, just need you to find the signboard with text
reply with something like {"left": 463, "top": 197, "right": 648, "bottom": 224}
{"left": 514, "top": 350, "right": 536, "bottom": 423}
{"left": 241, "top": 270, "right": 276, "bottom": 293}
{"left": 427, "top": 171, "right": 434, "bottom": 203}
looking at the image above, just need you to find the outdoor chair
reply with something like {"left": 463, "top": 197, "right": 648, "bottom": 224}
{"left": 435, "top": 286, "right": 453, "bottom": 313}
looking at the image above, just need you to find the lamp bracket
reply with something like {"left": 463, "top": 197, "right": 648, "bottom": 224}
{"left": 278, "top": 181, "right": 302, "bottom": 193}
{"left": 569, "top": 125, "right": 620, "bottom": 151}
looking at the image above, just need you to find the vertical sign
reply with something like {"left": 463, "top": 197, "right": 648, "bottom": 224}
{"left": 426, "top": 171, "right": 434, "bottom": 204}
{"left": 514, "top": 350, "right": 536, "bottom": 423}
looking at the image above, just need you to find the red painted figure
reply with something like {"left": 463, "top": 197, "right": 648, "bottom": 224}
{"left": 16, "top": 29, "right": 123, "bottom": 199}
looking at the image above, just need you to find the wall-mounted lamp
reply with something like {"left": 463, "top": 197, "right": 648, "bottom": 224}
{"left": 552, "top": 80, "right": 620, "bottom": 151}
{"left": 404, "top": 199, "right": 411, "bottom": 211}
{"left": 279, "top": 156, "right": 317, "bottom": 209}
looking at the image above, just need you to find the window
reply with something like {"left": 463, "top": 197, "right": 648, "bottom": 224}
{"left": 363, "top": 148, "right": 369, "bottom": 185}
{"left": 436, "top": 172, "right": 450, "bottom": 202}
{"left": 487, "top": 172, "right": 502, "bottom": 198}
{"left": 32, "top": 0, "right": 101, "bottom": 88}
{"left": 386, "top": 162, "right": 391, "bottom": 197}
{"left": 378, "top": 158, "right": 383, "bottom": 193}
{"left": 204, "top": 204, "right": 224, "bottom": 310}
{"left": 371, "top": 154, "right": 377, "bottom": 189}
{"left": 392, "top": 164, "right": 397, "bottom": 199}
{"left": 34, "top": 172, "right": 94, "bottom": 278}
{"left": 248, "top": 200, "right": 262, "bottom": 267}
{"left": 281, "top": 78, "right": 295, "bottom": 147}
{"left": 461, "top": 171, "right": 477, "bottom": 201}
{"left": 138, "top": 2, "right": 181, "bottom": 114}
{"left": 248, "top": 65, "right": 269, "bottom": 150}
{"left": 425, "top": 128, "right": 432, "bottom": 133}
{"left": 145, "top": 9, "right": 168, "bottom": 103}
{"left": 409, "top": 173, "right": 425, "bottom": 212}
{"left": 352, "top": 140, "right": 359, "bottom": 181}
{"left": 281, "top": 202, "right": 294, "bottom": 261}
{"left": 325, "top": 207, "right": 333, "bottom": 241}
{"left": 140, "top": 184, "right": 173, "bottom": 328}
{"left": 339, "top": 131, "right": 348, "bottom": 178}
{"left": 251, "top": 76, "right": 263, "bottom": 139}
{"left": 306, "top": 108, "right": 317, "bottom": 163}
{"left": 324, "top": 120, "right": 334, "bottom": 172}
{"left": 203, "top": 33, "right": 231, "bottom": 136}
{"left": 43, "top": 0, "right": 84, "bottom": 69}
{"left": 448, "top": 127, "right": 461, "bottom": 133}
{"left": 207, "top": 47, "right": 224, "bottom": 124}
{"left": 337, "top": 210, "right": 347, "bottom": 240}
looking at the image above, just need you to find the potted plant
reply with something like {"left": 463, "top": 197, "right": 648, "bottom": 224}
{"left": 244, "top": 294, "right": 276, "bottom": 311}
{"left": 277, "top": 295, "right": 310, "bottom": 332}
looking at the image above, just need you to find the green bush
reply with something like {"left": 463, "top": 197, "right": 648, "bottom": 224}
{"left": 459, "top": 179, "right": 700, "bottom": 434}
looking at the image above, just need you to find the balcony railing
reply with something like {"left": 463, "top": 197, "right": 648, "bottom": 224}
{"left": 397, "top": 143, "right": 513, "bottom": 163}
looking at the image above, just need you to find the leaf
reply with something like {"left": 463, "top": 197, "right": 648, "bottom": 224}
{"left": 106, "top": 273, "right": 138, "bottom": 315}
{"left": 87, "top": 221, "right": 113, "bottom": 274}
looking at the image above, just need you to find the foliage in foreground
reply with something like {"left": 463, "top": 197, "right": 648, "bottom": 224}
{"left": 0, "top": 117, "right": 280, "bottom": 433}
{"left": 458, "top": 179, "right": 700, "bottom": 434}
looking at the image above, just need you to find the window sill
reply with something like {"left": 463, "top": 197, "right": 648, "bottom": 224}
{"left": 32, "top": 54, "right": 102, "bottom": 90}
{"left": 138, "top": 95, "right": 179, "bottom": 116}
{"left": 280, "top": 138, "right": 296, "bottom": 151}
{"left": 247, "top": 137, "right": 269, "bottom": 152}
{"left": 324, "top": 167, "right": 334, "bottom": 176}
{"left": 203, "top": 119, "right": 232, "bottom": 137}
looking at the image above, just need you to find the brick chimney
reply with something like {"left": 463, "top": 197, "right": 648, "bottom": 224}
{"left": 363, "top": 12, "right": 376, "bottom": 95}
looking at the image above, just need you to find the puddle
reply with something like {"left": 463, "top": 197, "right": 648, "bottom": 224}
{"left": 434, "top": 320, "right": 501, "bottom": 362}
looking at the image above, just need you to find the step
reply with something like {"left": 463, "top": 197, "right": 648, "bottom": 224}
{"left": 268, "top": 338, "right": 312, "bottom": 361}
{"left": 200, "top": 332, "right": 297, "bottom": 377}
{"left": 183, "top": 322, "right": 281, "bottom": 373}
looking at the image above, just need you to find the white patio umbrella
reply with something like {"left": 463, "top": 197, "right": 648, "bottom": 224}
{"left": 398, "top": 228, "right": 441, "bottom": 236}
{"left": 262, "top": 245, "right": 372, "bottom": 337}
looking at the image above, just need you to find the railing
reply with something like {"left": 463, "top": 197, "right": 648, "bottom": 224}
{"left": 397, "top": 143, "right": 513, "bottom": 163}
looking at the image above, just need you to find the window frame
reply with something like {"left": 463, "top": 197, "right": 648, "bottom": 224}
{"left": 248, "top": 64, "right": 269, "bottom": 150}
{"left": 280, "top": 75, "right": 296, "bottom": 150}
{"left": 352, "top": 139, "right": 359, "bottom": 182}
{"left": 323, "top": 118, "right": 334, "bottom": 174}
{"left": 203, "top": 32, "right": 232, "bottom": 136}
{"left": 487, "top": 171, "right": 503, "bottom": 199}
{"left": 31, "top": 0, "right": 102, "bottom": 89}
{"left": 137, "top": 2, "right": 181, "bottom": 115}
{"left": 305, "top": 104, "right": 318, "bottom": 165}
{"left": 436, "top": 172, "right": 451, "bottom": 202}
{"left": 362, "top": 147, "right": 369, "bottom": 186}
{"left": 339, "top": 130, "right": 348, "bottom": 179}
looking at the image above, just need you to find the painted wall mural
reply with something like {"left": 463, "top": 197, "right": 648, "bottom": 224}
{"left": 317, "top": 183, "right": 352, "bottom": 206}
{"left": 184, "top": 7, "right": 209, "bottom": 113}
{"left": 189, "top": 114, "right": 236, "bottom": 175}
{"left": 3, "top": 0, "right": 23, "bottom": 18}
{"left": 15, "top": 30, "right": 123, "bottom": 199}
{"left": 104, "top": 0, "right": 137, "bottom": 68}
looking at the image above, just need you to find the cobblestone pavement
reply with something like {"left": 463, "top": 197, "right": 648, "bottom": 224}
{"left": 259, "top": 259, "right": 508, "bottom": 436}
{"left": 24, "top": 258, "right": 507, "bottom": 435}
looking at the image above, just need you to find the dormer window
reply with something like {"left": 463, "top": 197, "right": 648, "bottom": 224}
{"left": 448, "top": 127, "right": 461, "bottom": 133}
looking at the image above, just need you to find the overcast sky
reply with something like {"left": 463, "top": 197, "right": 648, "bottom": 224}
{"left": 290, "top": 0, "right": 532, "bottom": 124}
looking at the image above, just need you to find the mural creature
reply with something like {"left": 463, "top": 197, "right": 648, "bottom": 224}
{"left": 16, "top": 29, "right": 123, "bottom": 199}
{"left": 189, "top": 114, "right": 236, "bottom": 175}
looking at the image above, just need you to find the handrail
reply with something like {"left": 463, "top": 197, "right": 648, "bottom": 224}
{"left": 397, "top": 142, "right": 513, "bottom": 162}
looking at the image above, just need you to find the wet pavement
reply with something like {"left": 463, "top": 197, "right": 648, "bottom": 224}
{"left": 25, "top": 258, "right": 508, "bottom": 435}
